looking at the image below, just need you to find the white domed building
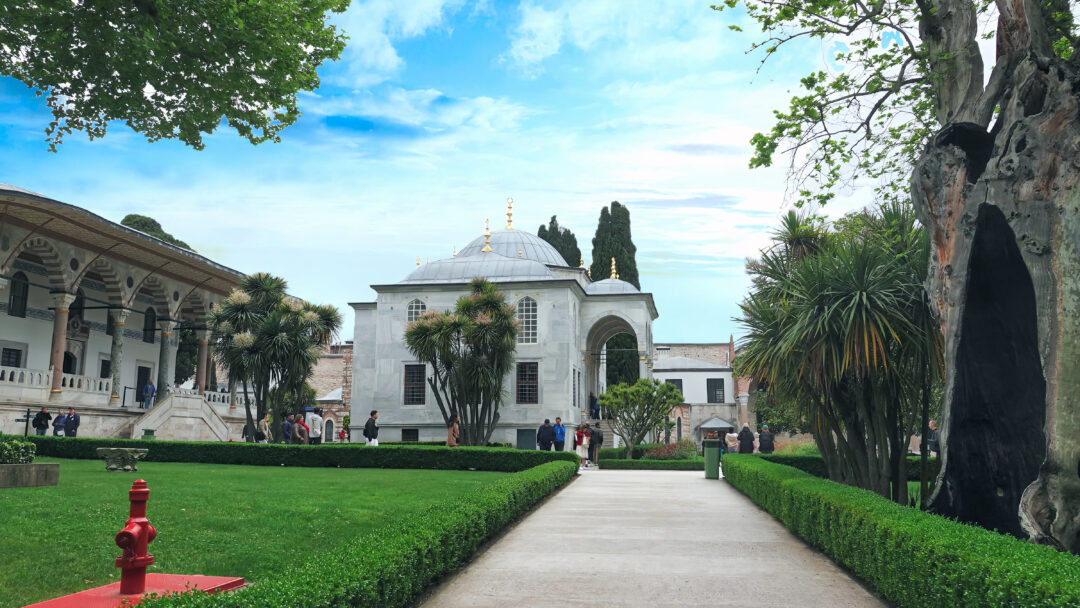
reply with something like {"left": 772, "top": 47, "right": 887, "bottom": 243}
{"left": 349, "top": 203, "right": 658, "bottom": 448}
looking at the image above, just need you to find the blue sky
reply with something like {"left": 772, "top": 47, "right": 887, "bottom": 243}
{"left": 0, "top": 1, "right": 867, "bottom": 343}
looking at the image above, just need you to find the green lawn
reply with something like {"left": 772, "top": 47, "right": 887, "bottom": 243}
{"left": 2, "top": 458, "right": 506, "bottom": 607}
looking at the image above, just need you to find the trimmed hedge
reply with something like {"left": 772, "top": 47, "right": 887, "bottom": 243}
{"left": 139, "top": 460, "right": 578, "bottom": 608}
{"left": 598, "top": 458, "right": 704, "bottom": 470}
{"left": 378, "top": 441, "right": 513, "bottom": 448}
{"left": 597, "top": 443, "right": 665, "bottom": 460}
{"left": 25, "top": 436, "right": 577, "bottom": 472}
{"left": 0, "top": 436, "right": 36, "bottom": 464}
{"left": 760, "top": 453, "right": 939, "bottom": 481}
{"left": 722, "top": 455, "right": 1080, "bottom": 607}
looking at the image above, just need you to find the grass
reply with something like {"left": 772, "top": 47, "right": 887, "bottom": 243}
{"left": 1, "top": 458, "right": 506, "bottom": 608}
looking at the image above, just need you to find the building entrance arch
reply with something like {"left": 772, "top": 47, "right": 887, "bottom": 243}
{"left": 583, "top": 314, "right": 649, "bottom": 416}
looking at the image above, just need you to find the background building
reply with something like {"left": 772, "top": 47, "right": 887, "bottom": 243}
{"left": 651, "top": 341, "right": 755, "bottom": 444}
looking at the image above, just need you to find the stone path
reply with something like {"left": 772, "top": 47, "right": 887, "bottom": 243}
{"left": 417, "top": 469, "right": 886, "bottom": 608}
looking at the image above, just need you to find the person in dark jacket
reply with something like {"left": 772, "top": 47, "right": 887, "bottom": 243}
{"left": 737, "top": 424, "right": 755, "bottom": 454}
{"left": 589, "top": 392, "right": 599, "bottom": 419}
{"left": 553, "top": 417, "right": 566, "bottom": 451}
{"left": 758, "top": 425, "right": 775, "bottom": 454}
{"left": 589, "top": 424, "right": 604, "bottom": 462}
{"left": 536, "top": 419, "right": 556, "bottom": 450}
{"left": 64, "top": 408, "right": 80, "bottom": 437}
{"left": 52, "top": 414, "right": 66, "bottom": 436}
{"left": 927, "top": 420, "right": 940, "bottom": 456}
{"left": 282, "top": 414, "right": 294, "bottom": 445}
{"left": 363, "top": 410, "right": 379, "bottom": 446}
{"left": 32, "top": 407, "right": 52, "bottom": 436}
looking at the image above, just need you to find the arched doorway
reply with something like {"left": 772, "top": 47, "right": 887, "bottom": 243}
{"left": 584, "top": 314, "right": 646, "bottom": 417}
{"left": 62, "top": 352, "right": 77, "bottom": 374}
{"left": 325, "top": 419, "right": 334, "bottom": 443}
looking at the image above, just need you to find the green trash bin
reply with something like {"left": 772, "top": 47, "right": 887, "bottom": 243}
{"left": 703, "top": 439, "right": 721, "bottom": 479}
{"left": 142, "top": 429, "right": 156, "bottom": 440}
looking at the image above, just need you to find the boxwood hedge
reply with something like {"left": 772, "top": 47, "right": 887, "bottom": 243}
{"left": 25, "top": 436, "right": 577, "bottom": 472}
{"left": 138, "top": 460, "right": 579, "bottom": 608}
{"left": 596, "top": 443, "right": 665, "bottom": 460}
{"left": 760, "top": 453, "right": 939, "bottom": 481}
{"left": 598, "top": 458, "right": 704, "bottom": 470}
{"left": 722, "top": 455, "right": 1080, "bottom": 607}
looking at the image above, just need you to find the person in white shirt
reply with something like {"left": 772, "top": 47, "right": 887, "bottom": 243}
{"left": 308, "top": 408, "right": 324, "bottom": 445}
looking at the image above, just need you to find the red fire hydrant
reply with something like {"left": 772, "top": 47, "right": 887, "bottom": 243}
{"left": 114, "top": 479, "right": 157, "bottom": 595}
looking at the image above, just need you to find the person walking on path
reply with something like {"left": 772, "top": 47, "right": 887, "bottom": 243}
{"left": 142, "top": 382, "right": 156, "bottom": 409}
{"left": 589, "top": 392, "right": 599, "bottom": 419}
{"left": 575, "top": 424, "right": 591, "bottom": 469}
{"left": 257, "top": 413, "right": 272, "bottom": 443}
{"left": 282, "top": 414, "right": 294, "bottom": 445}
{"left": 737, "top": 424, "right": 755, "bottom": 454}
{"left": 446, "top": 414, "right": 460, "bottom": 447}
{"left": 309, "top": 409, "right": 323, "bottom": 445}
{"left": 63, "top": 408, "right": 80, "bottom": 437}
{"left": 589, "top": 423, "right": 604, "bottom": 463}
{"left": 292, "top": 414, "right": 309, "bottom": 445}
{"left": 52, "top": 413, "right": 66, "bottom": 436}
{"left": 32, "top": 407, "right": 51, "bottom": 436}
{"left": 536, "top": 419, "right": 555, "bottom": 450}
{"left": 339, "top": 428, "right": 346, "bottom": 442}
{"left": 927, "top": 420, "right": 940, "bottom": 457}
{"left": 758, "top": 425, "right": 775, "bottom": 454}
{"left": 725, "top": 429, "right": 739, "bottom": 454}
{"left": 553, "top": 417, "right": 566, "bottom": 451}
{"left": 363, "top": 410, "right": 380, "bottom": 446}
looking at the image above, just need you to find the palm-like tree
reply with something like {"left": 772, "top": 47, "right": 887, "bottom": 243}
{"left": 405, "top": 278, "right": 517, "bottom": 446}
{"left": 209, "top": 273, "right": 342, "bottom": 442}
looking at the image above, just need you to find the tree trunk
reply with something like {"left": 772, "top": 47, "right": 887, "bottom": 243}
{"left": 913, "top": 56, "right": 1080, "bottom": 551}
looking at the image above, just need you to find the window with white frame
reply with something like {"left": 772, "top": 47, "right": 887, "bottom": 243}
{"left": 407, "top": 299, "right": 426, "bottom": 323}
{"left": 516, "top": 297, "right": 537, "bottom": 344}
{"left": 707, "top": 378, "right": 725, "bottom": 403}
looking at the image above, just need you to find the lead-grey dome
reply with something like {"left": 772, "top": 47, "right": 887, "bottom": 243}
{"left": 458, "top": 230, "right": 569, "bottom": 266}
{"left": 400, "top": 253, "right": 554, "bottom": 284}
{"left": 585, "top": 278, "right": 639, "bottom": 295}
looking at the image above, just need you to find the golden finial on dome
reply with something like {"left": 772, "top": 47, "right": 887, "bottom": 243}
{"left": 506, "top": 196, "right": 514, "bottom": 230}
{"left": 416, "top": 257, "right": 421, "bottom": 267}
{"left": 610, "top": 257, "right": 619, "bottom": 279}
{"left": 452, "top": 245, "right": 457, "bottom": 258}
{"left": 482, "top": 219, "right": 493, "bottom": 252}
{"left": 518, "top": 247, "right": 523, "bottom": 258}
{"left": 586, "top": 267, "right": 592, "bottom": 279}
{"left": 579, "top": 255, "right": 585, "bottom": 268}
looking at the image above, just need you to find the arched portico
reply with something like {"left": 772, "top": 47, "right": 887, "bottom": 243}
{"left": 583, "top": 312, "right": 651, "bottom": 412}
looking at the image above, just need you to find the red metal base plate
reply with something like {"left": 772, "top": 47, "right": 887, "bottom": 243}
{"left": 24, "top": 573, "right": 245, "bottom": 607}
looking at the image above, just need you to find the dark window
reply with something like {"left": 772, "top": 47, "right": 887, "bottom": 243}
{"left": 7, "top": 272, "right": 28, "bottom": 318}
{"left": 665, "top": 379, "right": 683, "bottom": 393}
{"left": 106, "top": 312, "right": 114, "bottom": 337}
{"left": 707, "top": 378, "right": 725, "bottom": 403}
{"left": 62, "top": 352, "right": 77, "bottom": 374}
{"left": 517, "top": 362, "right": 538, "bottom": 404}
{"left": 142, "top": 307, "right": 156, "bottom": 343}
{"left": 677, "top": 417, "right": 683, "bottom": 441}
{"left": 99, "top": 359, "right": 111, "bottom": 379}
{"left": 401, "top": 428, "right": 419, "bottom": 442}
{"left": 71, "top": 289, "right": 85, "bottom": 323}
{"left": 1, "top": 347, "right": 22, "bottom": 368}
{"left": 404, "top": 364, "right": 426, "bottom": 405}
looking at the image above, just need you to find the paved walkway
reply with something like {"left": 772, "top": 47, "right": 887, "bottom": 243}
{"left": 418, "top": 469, "right": 885, "bottom": 608}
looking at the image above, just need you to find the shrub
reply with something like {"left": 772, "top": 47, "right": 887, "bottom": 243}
{"left": 721, "top": 455, "right": 1080, "bottom": 607}
{"left": 643, "top": 439, "right": 699, "bottom": 460}
{"left": 138, "top": 460, "right": 578, "bottom": 608}
{"left": 0, "top": 436, "right": 36, "bottom": 464}
{"left": 760, "top": 453, "right": 938, "bottom": 481}
{"left": 598, "top": 459, "right": 703, "bottom": 470}
{"left": 597, "top": 443, "right": 664, "bottom": 461}
{"left": 773, "top": 440, "right": 820, "bottom": 456}
{"left": 24, "top": 436, "right": 576, "bottom": 472}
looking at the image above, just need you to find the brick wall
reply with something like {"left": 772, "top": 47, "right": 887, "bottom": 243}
{"left": 653, "top": 343, "right": 733, "bottom": 366}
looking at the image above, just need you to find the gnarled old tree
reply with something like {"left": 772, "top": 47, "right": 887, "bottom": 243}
{"left": 720, "top": 0, "right": 1080, "bottom": 550}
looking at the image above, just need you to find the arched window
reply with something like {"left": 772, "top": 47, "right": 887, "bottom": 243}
{"left": 7, "top": 272, "right": 28, "bottom": 317}
{"left": 677, "top": 417, "right": 683, "bottom": 441}
{"left": 142, "top": 307, "right": 157, "bottom": 343}
{"left": 517, "top": 297, "right": 537, "bottom": 344}
{"left": 407, "top": 299, "right": 426, "bottom": 323}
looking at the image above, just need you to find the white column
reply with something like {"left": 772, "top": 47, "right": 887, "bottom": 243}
{"left": 156, "top": 319, "right": 175, "bottom": 402}
{"left": 108, "top": 309, "right": 129, "bottom": 405}
{"left": 48, "top": 293, "right": 77, "bottom": 401}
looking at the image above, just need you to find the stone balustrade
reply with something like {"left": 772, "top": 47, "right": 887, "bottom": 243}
{"left": 0, "top": 365, "right": 51, "bottom": 387}
{"left": 61, "top": 373, "right": 112, "bottom": 394}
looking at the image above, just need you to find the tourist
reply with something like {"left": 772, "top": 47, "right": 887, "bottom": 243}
{"left": 292, "top": 414, "right": 310, "bottom": 444}
{"left": 309, "top": 408, "right": 323, "bottom": 445}
{"left": 927, "top": 420, "right": 940, "bottom": 457}
{"left": 758, "top": 425, "right": 775, "bottom": 454}
{"left": 446, "top": 414, "right": 460, "bottom": 447}
{"left": 589, "top": 423, "right": 604, "bottom": 463}
{"left": 257, "top": 413, "right": 272, "bottom": 443}
{"left": 536, "top": 419, "right": 555, "bottom": 450}
{"left": 142, "top": 381, "right": 156, "bottom": 409}
{"left": 338, "top": 428, "right": 346, "bottom": 442}
{"left": 282, "top": 414, "right": 294, "bottom": 445}
{"left": 575, "top": 423, "right": 591, "bottom": 469}
{"left": 64, "top": 408, "right": 80, "bottom": 438}
{"left": 725, "top": 429, "right": 739, "bottom": 454}
{"left": 589, "top": 392, "right": 599, "bottom": 419}
{"left": 32, "top": 407, "right": 51, "bottom": 436}
{"left": 52, "top": 412, "right": 66, "bottom": 437}
{"left": 363, "top": 410, "right": 379, "bottom": 446}
{"left": 737, "top": 423, "right": 754, "bottom": 454}
{"left": 553, "top": 417, "right": 566, "bottom": 451}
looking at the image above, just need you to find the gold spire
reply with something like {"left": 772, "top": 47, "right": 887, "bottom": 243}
{"left": 481, "top": 219, "right": 493, "bottom": 252}
{"left": 416, "top": 257, "right": 421, "bottom": 267}
{"left": 505, "top": 196, "right": 514, "bottom": 230}
{"left": 579, "top": 255, "right": 585, "bottom": 268}
{"left": 518, "top": 247, "right": 523, "bottom": 258}
{"left": 452, "top": 245, "right": 457, "bottom": 258}
{"left": 586, "top": 267, "right": 592, "bottom": 279}
{"left": 610, "top": 257, "right": 619, "bottom": 279}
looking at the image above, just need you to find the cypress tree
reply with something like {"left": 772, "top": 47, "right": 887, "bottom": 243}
{"left": 537, "top": 215, "right": 582, "bottom": 266}
{"left": 589, "top": 201, "right": 640, "bottom": 386}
